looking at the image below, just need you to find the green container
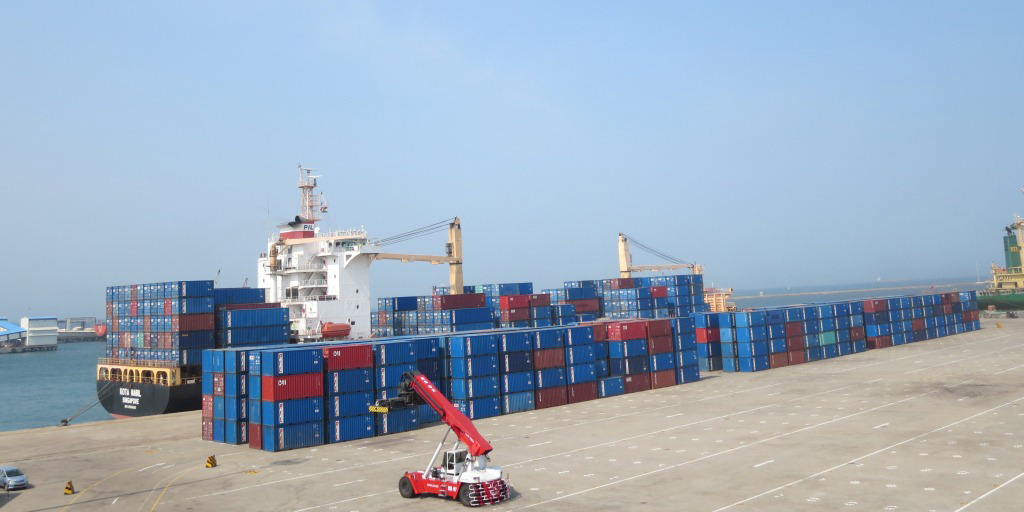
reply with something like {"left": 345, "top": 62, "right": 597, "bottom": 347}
{"left": 1005, "top": 235, "right": 1022, "bottom": 268}
{"left": 818, "top": 331, "right": 837, "bottom": 345}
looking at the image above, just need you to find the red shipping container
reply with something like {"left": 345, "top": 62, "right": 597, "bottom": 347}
{"left": 143, "top": 317, "right": 152, "bottom": 331}
{"left": 649, "top": 286, "right": 668, "bottom": 299}
{"left": 567, "top": 382, "right": 598, "bottom": 404}
{"left": 942, "top": 304, "right": 953, "bottom": 314}
{"left": 261, "top": 373, "right": 324, "bottom": 401}
{"left": 535, "top": 387, "right": 568, "bottom": 409}
{"left": 785, "top": 335, "right": 804, "bottom": 352}
{"left": 646, "top": 319, "right": 672, "bottom": 338}
{"left": 202, "top": 395, "right": 214, "bottom": 418}
{"left": 849, "top": 327, "right": 865, "bottom": 340}
{"left": 648, "top": 336, "right": 674, "bottom": 355}
{"left": 863, "top": 299, "right": 887, "bottom": 313}
{"left": 163, "top": 299, "right": 172, "bottom": 315}
{"left": 785, "top": 321, "right": 803, "bottom": 336}
{"left": 769, "top": 353, "right": 789, "bottom": 368}
{"left": 607, "top": 321, "right": 648, "bottom": 341}
{"left": 499, "top": 295, "right": 531, "bottom": 310}
{"left": 650, "top": 369, "right": 676, "bottom": 389}
{"left": 439, "top": 293, "right": 487, "bottom": 310}
{"left": 130, "top": 302, "right": 138, "bottom": 316}
{"left": 624, "top": 373, "right": 651, "bottom": 393}
{"left": 220, "top": 302, "right": 283, "bottom": 311}
{"left": 866, "top": 336, "right": 892, "bottom": 349}
{"left": 212, "top": 373, "right": 225, "bottom": 397}
{"left": 567, "top": 299, "right": 600, "bottom": 313}
{"left": 201, "top": 418, "right": 214, "bottom": 441}
{"left": 590, "top": 322, "right": 607, "bottom": 341}
{"left": 912, "top": 319, "right": 925, "bottom": 330}
{"left": 323, "top": 344, "right": 374, "bottom": 371}
{"left": 105, "top": 302, "right": 113, "bottom": 317}
{"left": 696, "top": 328, "right": 720, "bottom": 344}
{"left": 528, "top": 294, "right": 552, "bottom": 307}
{"left": 500, "top": 308, "right": 531, "bottom": 322}
{"left": 533, "top": 348, "right": 565, "bottom": 370}
{"left": 788, "top": 350, "right": 805, "bottom": 365}
{"left": 180, "top": 313, "right": 215, "bottom": 332}
{"left": 130, "top": 285, "right": 138, "bottom": 299}
{"left": 609, "top": 278, "right": 635, "bottom": 290}
{"left": 248, "top": 422, "right": 263, "bottom": 449}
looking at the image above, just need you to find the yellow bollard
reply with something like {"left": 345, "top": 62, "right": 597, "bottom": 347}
{"left": 996, "top": 322, "right": 1003, "bottom": 329}
{"left": 205, "top": 455, "right": 218, "bottom": 468}
{"left": 64, "top": 481, "right": 75, "bottom": 495}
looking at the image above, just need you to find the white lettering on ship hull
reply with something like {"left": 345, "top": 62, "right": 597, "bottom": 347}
{"left": 120, "top": 387, "right": 142, "bottom": 409}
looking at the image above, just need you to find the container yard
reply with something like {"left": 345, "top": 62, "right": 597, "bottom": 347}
{"left": 2, "top": 317, "right": 1022, "bottom": 511}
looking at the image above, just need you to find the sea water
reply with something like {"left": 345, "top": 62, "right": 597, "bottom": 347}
{"left": 0, "top": 342, "right": 111, "bottom": 432}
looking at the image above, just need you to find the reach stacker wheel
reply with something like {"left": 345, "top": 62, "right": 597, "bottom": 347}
{"left": 458, "top": 484, "right": 473, "bottom": 507}
{"left": 398, "top": 476, "right": 418, "bottom": 498}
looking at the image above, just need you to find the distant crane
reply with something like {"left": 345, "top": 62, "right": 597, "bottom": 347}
{"left": 617, "top": 233, "right": 702, "bottom": 278}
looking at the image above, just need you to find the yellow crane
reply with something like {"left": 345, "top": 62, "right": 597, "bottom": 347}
{"left": 616, "top": 233, "right": 733, "bottom": 312}
{"left": 367, "top": 217, "right": 464, "bottom": 294}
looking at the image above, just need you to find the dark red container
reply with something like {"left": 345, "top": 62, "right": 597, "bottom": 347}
{"left": 862, "top": 299, "right": 887, "bottom": 313}
{"left": 567, "top": 299, "right": 600, "bottom": 313}
{"left": 785, "top": 321, "right": 803, "bottom": 336}
{"left": 179, "top": 313, "right": 215, "bottom": 332}
{"left": 535, "top": 387, "right": 568, "bottom": 409}
{"left": 942, "top": 304, "right": 953, "bottom": 314}
{"left": 849, "top": 327, "right": 865, "bottom": 340}
{"left": 143, "top": 316, "right": 152, "bottom": 331}
{"left": 609, "top": 278, "right": 635, "bottom": 290}
{"left": 202, "top": 395, "right": 214, "bottom": 418}
{"left": 646, "top": 319, "right": 672, "bottom": 338}
{"left": 499, "top": 295, "right": 531, "bottom": 310}
{"left": 696, "top": 328, "right": 720, "bottom": 343}
{"left": 212, "top": 373, "right": 225, "bottom": 397}
{"left": 105, "top": 302, "right": 113, "bottom": 317}
{"left": 912, "top": 319, "right": 925, "bottom": 330}
{"left": 589, "top": 322, "right": 608, "bottom": 341}
{"left": 201, "top": 418, "right": 214, "bottom": 441}
{"left": 650, "top": 286, "right": 669, "bottom": 299}
{"left": 261, "top": 373, "right": 324, "bottom": 401}
{"left": 528, "top": 294, "right": 551, "bottom": 307}
{"left": 788, "top": 350, "right": 805, "bottom": 365}
{"left": 130, "top": 284, "right": 138, "bottom": 299}
{"left": 785, "top": 336, "right": 804, "bottom": 352}
{"left": 500, "top": 308, "right": 531, "bottom": 322}
{"left": 607, "top": 321, "right": 648, "bottom": 341}
{"left": 866, "top": 336, "right": 892, "bottom": 349}
{"left": 648, "top": 336, "right": 674, "bottom": 355}
{"left": 220, "top": 302, "right": 283, "bottom": 311}
{"left": 769, "top": 353, "right": 789, "bottom": 368}
{"left": 439, "top": 293, "right": 487, "bottom": 310}
{"left": 322, "top": 344, "right": 373, "bottom": 371}
{"left": 567, "top": 382, "right": 598, "bottom": 404}
{"left": 130, "top": 302, "right": 138, "bottom": 316}
{"left": 248, "top": 422, "right": 262, "bottom": 449}
{"left": 533, "top": 348, "right": 565, "bottom": 369}
{"left": 650, "top": 369, "right": 676, "bottom": 389}
{"left": 624, "top": 373, "right": 651, "bottom": 393}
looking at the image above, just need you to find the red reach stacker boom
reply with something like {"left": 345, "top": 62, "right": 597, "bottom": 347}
{"left": 370, "top": 371, "right": 512, "bottom": 507}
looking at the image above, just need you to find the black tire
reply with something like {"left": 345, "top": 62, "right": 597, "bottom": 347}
{"left": 458, "top": 484, "right": 473, "bottom": 507}
{"left": 398, "top": 476, "right": 417, "bottom": 498}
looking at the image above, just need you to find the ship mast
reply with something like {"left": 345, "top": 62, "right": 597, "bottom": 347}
{"left": 297, "top": 165, "right": 328, "bottom": 223}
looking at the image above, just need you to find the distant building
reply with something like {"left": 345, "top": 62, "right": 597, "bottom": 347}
{"left": 0, "top": 319, "right": 27, "bottom": 345}
{"left": 21, "top": 317, "right": 58, "bottom": 347}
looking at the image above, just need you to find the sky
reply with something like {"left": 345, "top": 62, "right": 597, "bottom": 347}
{"left": 1, "top": 1, "right": 1022, "bottom": 320}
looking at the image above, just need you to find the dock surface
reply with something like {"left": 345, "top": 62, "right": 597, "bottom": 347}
{"left": 2, "top": 319, "right": 1022, "bottom": 511}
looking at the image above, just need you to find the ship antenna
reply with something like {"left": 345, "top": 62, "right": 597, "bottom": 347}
{"left": 297, "top": 164, "right": 323, "bottom": 223}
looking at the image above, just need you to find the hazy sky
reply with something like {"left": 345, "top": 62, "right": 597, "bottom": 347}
{"left": 1, "top": 2, "right": 1022, "bottom": 320}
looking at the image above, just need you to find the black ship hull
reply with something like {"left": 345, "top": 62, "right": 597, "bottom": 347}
{"left": 97, "top": 380, "right": 202, "bottom": 418}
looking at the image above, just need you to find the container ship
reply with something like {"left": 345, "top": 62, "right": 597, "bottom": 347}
{"left": 97, "top": 168, "right": 727, "bottom": 418}
{"left": 978, "top": 212, "right": 1024, "bottom": 310}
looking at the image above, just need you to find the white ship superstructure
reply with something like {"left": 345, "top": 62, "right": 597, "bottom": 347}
{"left": 258, "top": 167, "right": 464, "bottom": 340}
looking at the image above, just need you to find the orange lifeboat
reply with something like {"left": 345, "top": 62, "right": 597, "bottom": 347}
{"left": 94, "top": 324, "right": 108, "bottom": 338}
{"left": 321, "top": 322, "right": 351, "bottom": 340}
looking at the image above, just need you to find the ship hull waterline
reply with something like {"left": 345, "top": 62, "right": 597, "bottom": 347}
{"left": 97, "top": 380, "right": 202, "bottom": 418}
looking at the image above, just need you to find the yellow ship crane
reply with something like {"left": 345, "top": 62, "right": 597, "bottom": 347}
{"left": 368, "top": 217, "right": 464, "bottom": 294}
{"left": 617, "top": 233, "right": 703, "bottom": 278}
{"left": 617, "top": 233, "right": 733, "bottom": 312}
